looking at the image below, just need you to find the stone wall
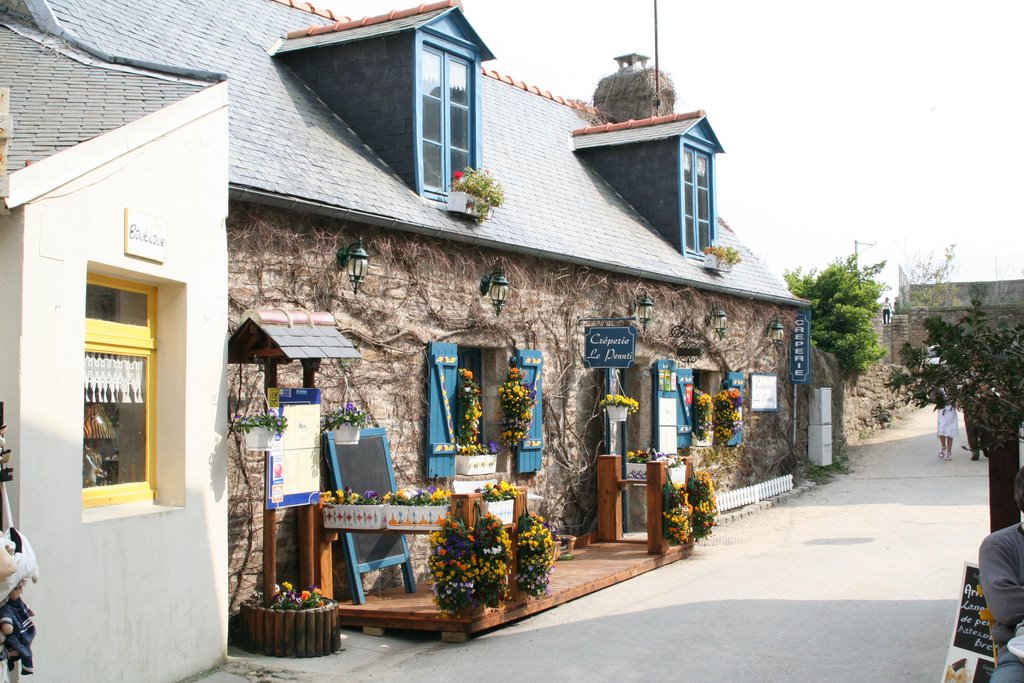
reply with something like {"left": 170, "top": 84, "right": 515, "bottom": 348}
{"left": 224, "top": 202, "right": 802, "bottom": 611}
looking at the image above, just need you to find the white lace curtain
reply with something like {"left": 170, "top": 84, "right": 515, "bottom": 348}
{"left": 84, "top": 352, "right": 145, "bottom": 403}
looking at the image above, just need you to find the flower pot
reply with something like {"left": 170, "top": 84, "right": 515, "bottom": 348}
{"left": 605, "top": 405, "right": 628, "bottom": 422}
{"left": 455, "top": 453, "right": 497, "bottom": 475}
{"left": 624, "top": 462, "right": 647, "bottom": 481}
{"left": 322, "top": 504, "right": 386, "bottom": 530}
{"left": 236, "top": 600, "right": 340, "bottom": 657}
{"left": 556, "top": 534, "right": 576, "bottom": 560}
{"left": 447, "top": 191, "right": 479, "bottom": 219}
{"left": 483, "top": 498, "right": 515, "bottom": 525}
{"left": 668, "top": 465, "right": 687, "bottom": 484}
{"left": 703, "top": 254, "right": 732, "bottom": 273}
{"left": 384, "top": 504, "right": 448, "bottom": 531}
{"left": 692, "top": 433, "right": 713, "bottom": 448}
{"left": 244, "top": 427, "right": 277, "bottom": 451}
{"left": 333, "top": 424, "right": 360, "bottom": 445}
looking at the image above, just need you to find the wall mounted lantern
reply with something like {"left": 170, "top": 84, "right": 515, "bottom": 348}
{"left": 479, "top": 266, "right": 509, "bottom": 316}
{"left": 635, "top": 292, "right": 654, "bottom": 331}
{"left": 765, "top": 318, "right": 785, "bottom": 348}
{"left": 706, "top": 306, "right": 728, "bottom": 339}
{"left": 336, "top": 237, "right": 369, "bottom": 294}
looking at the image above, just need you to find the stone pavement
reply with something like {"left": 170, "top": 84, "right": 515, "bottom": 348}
{"left": 185, "top": 407, "right": 989, "bottom": 682}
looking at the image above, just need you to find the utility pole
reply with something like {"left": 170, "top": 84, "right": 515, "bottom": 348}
{"left": 854, "top": 240, "right": 875, "bottom": 266}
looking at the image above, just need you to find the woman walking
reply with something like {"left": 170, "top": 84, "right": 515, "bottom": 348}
{"left": 937, "top": 400, "right": 958, "bottom": 460}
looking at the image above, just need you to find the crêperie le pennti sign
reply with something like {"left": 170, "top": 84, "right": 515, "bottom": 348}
{"left": 584, "top": 326, "right": 637, "bottom": 369}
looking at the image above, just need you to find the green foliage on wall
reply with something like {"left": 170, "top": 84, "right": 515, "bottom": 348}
{"left": 784, "top": 256, "right": 887, "bottom": 373}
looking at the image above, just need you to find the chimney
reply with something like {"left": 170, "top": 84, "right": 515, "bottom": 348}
{"left": 593, "top": 53, "right": 675, "bottom": 123}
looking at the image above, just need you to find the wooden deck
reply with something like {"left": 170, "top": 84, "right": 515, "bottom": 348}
{"left": 335, "top": 537, "right": 692, "bottom": 637}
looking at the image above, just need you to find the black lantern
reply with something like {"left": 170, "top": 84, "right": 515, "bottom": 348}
{"left": 765, "top": 318, "right": 785, "bottom": 347}
{"left": 707, "top": 307, "right": 728, "bottom": 339}
{"left": 336, "top": 237, "right": 369, "bottom": 294}
{"left": 479, "top": 266, "right": 509, "bottom": 316}
{"left": 636, "top": 292, "right": 654, "bottom": 331}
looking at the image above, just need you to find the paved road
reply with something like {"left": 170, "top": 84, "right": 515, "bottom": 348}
{"left": 194, "top": 407, "right": 992, "bottom": 683}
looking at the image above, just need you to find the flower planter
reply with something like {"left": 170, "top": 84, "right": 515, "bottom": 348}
{"left": 624, "top": 462, "right": 647, "bottom": 481}
{"left": 447, "top": 191, "right": 482, "bottom": 219}
{"left": 483, "top": 498, "right": 515, "bottom": 525}
{"left": 668, "top": 465, "right": 687, "bottom": 485}
{"left": 333, "top": 424, "right": 360, "bottom": 445}
{"left": 244, "top": 427, "right": 277, "bottom": 451}
{"left": 605, "top": 405, "right": 628, "bottom": 422}
{"left": 455, "top": 453, "right": 497, "bottom": 475}
{"left": 322, "top": 504, "right": 386, "bottom": 530}
{"left": 384, "top": 504, "right": 448, "bottom": 531}
{"left": 692, "top": 433, "right": 713, "bottom": 448}
{"left": 236, "top": 600, "right": 340, "bottom": 657}
{"left": 703, "top": 254, "right": 732, "bottom": 273}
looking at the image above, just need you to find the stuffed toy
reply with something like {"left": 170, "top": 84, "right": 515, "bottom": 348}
{"left": 0, "top": 529, "right": 37, "bottom": 600}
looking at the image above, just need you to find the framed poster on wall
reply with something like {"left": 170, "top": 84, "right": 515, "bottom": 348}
{"left": 749, "top": 373, "right": 778, "bottom": 412}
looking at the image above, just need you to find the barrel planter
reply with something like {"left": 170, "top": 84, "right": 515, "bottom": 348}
{"left": 236, "top": 600, "right": 341, "bottom": 657}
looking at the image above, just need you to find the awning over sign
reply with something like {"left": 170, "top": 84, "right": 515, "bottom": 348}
{"left": 227, "top": 309, "right": 360, "bottom": 363}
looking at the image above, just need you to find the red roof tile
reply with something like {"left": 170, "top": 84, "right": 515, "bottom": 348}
{"left": 482, "top": 68, "right": 599, "bottom": 116}
{"left": 286, "top": 0, "right": 461, "bottom": 40}
{"left": 571, "top": 110, "right": 706, "bottom": 137}
{"left": 269, "top": 0, "right": 347, "bottom": 21}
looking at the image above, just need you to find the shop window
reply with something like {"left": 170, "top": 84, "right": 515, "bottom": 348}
{"left": 83, "top": 274, "right": 157, "bottom": 507}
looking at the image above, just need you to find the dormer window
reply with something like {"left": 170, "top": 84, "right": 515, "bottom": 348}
{"left": 420, "top": 48, "right": 472, "bottom": 194}
{"left": 683, "top": 147, "right": 713, "bottom": 253}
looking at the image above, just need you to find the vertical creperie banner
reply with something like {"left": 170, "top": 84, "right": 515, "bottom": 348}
{"left": 790, "top": 310, "right": 811, "bottom": 384}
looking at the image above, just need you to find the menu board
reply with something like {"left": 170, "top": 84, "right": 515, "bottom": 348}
{"left": 265, "top": 388, "right": 321, "bottom": 510}
{"left": 941, "top": 563, "right": 995, "bottom": 683}
{"left": 750, "top": 373, "right": 778, "bottom": 412}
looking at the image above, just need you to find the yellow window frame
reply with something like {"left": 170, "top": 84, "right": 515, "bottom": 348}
{"left": 83, "top": 274, "right": 157, "bottom": 508}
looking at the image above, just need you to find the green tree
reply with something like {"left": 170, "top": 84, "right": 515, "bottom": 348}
{"left": 784, "top": 256, "right": 887, "bottom": 373}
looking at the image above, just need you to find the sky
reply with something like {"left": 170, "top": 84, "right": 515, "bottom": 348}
{"left": 319, "top": 0, "right": 1024, "bottom": 296}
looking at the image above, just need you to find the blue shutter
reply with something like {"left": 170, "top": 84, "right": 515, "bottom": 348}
{"left": 651, "top": 360, "right": 675, "bottom": 454}
{"left": 515, "top": 349, "right": 543, "bottom": 473}
{"left": 726, "top": 371, "right": 745, "bottom": 447}
{"left": 426, "top": 341, "right": 459, "bottom": 478}
{"left": 675, "top": 368, "right": 693, "bottom": 448}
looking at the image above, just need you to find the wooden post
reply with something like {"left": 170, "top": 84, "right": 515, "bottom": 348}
{"left": 507, "top": 486, "right": 528, "bottom": 604}
{"left": 646, "top": 460, "right": 668, "bottom": 555}
{"left": 597, "top": 455, "right": 622, "bottom": 542}
{"left": 297, "top": 359, "right": 321, "bottom": 591}
{"left": 263, "top": 361, "right": 279, "bottom": 608}
{"left": 317, "top": 529, "right": 337, "bottom": 599}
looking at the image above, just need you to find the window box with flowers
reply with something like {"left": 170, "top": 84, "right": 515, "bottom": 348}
{"left": 231, "top": 412, "right": 288, "bottom": 451}
{"left": 320, "top": 488, "right": 386, "bottom": 531}
{"left": 383, "top": 487, "right": 452, "bottom": 530}
{"left": 321, "top": 402, "right": 370, "bottom": 445}
{"left": 702, "top": 245, "right": 742, "bottom": 273}
{"left": 236, "top": 581, "right": 340, "bottom": 657}
{"left": 446, "top": 168, "right": 505, "bottom": 224}
{"left": 600, "top": 393, "right": 639, "bottom": 423}
{"left": 478, "top": 480, "right": 518, "bottom": 525}
{"left": 625, "top": 449, "right": 686, "bottom": 482}
{"left": 691, "top": 389, "right": 715, "bottom": 447}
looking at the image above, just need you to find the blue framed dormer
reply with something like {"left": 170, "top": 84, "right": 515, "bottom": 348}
{"left": 271, "top": 3, "right": 492, "bottom": 198}
{"left": 679, "top": 118, "right": 723, "bottom": 256}
{"left": 414, "top": 12, "right": 491, "bottom": 199}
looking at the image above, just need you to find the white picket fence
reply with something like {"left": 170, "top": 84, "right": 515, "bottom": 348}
{"left": 716, "top": 474, "right": 793, "bottom": 512}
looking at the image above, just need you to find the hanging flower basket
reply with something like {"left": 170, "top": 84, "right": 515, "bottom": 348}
{"left": 605, "top": 405, "right": 628, "bottom": 422}
{"left": 244, "top": 427, "right": 277, "bottom": 451}
{"left": 333, "top": 424, "right": 360, "bottom": 445}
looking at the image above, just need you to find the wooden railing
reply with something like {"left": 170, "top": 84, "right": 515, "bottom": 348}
{"left": 596, "top": 455, "right": 692, "bottom": 555}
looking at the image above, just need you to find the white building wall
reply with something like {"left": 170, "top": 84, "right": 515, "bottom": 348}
{"left": 1, "top": 82, "right": 230, "bottom": 682}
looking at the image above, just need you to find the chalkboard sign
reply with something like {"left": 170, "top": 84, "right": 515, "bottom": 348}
{"left": 941, "top": 563, "right": 995, "bottom": 683}
{"left": 322, "top": 427, "right": 416, "bottom": 604}
{"left": 749, "top": 373, "right": 778, "bottom": 412}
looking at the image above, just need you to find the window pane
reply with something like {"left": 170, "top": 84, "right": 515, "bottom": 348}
{"left": 685, "top": 216, "right": 696, "bottom": 251}
{"left": 86, "top": 284, "right": 147, "bottom": 326}
{"left": 698, "top": 186, "right": 709, "bottom": 221}
{"left": 683, "top": 151, "right": 692, "bottom": 182}
{"left": 423, "top": 141, "right": 442, "bottom": 190}
{"left": 449, "top": 59, "right": 468, "bottom": 106}
{"left": 450, "top": 105, "right": 468, "bottom": 152}
{"left": 698, "top": 220, "right": 711, "bottom": 251}
{"left": 684, "top": 181, "right": 694, "bottom": 219}
{"left": 450, "top": 149, "right": 469, "bottom": 182}
{"left": 83, "top": 352, "right": 147, "bottom": 488}
{"left": 421, "top": 51, "right": 441, "bottom": 98}
{"left": 422, "top": 96, "right": 441, "bottom": 144}
{"left": 697, "top": 155, "right": 708, "bottom": 188}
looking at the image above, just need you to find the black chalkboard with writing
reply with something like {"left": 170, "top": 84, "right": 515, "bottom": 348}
{"left": 322, "top": 427, "right": 416, "bottom": 604}
{"left": 954, "top": 564, "right": 995, "bottom": 658}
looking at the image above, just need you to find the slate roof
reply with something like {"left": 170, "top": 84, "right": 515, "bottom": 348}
{"left": 21, "top": 0, "right": 802, "bottom": 305}
{"left": 227, "top": 310, "right": 360, "bottom": 363}
{"left": 0, "top": 17, "right": 204, "bottom": 170}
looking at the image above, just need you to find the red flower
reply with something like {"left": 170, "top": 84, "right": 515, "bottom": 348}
{"left": 453, "top": 171, "right": 463, "bottom": 181}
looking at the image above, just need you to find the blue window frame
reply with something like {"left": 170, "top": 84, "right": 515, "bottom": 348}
{"left": 682, "top": 146, "right": 714, "bottom": 254}
{"left": 419, "top": 47, "right": 473, "bottom": 196}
